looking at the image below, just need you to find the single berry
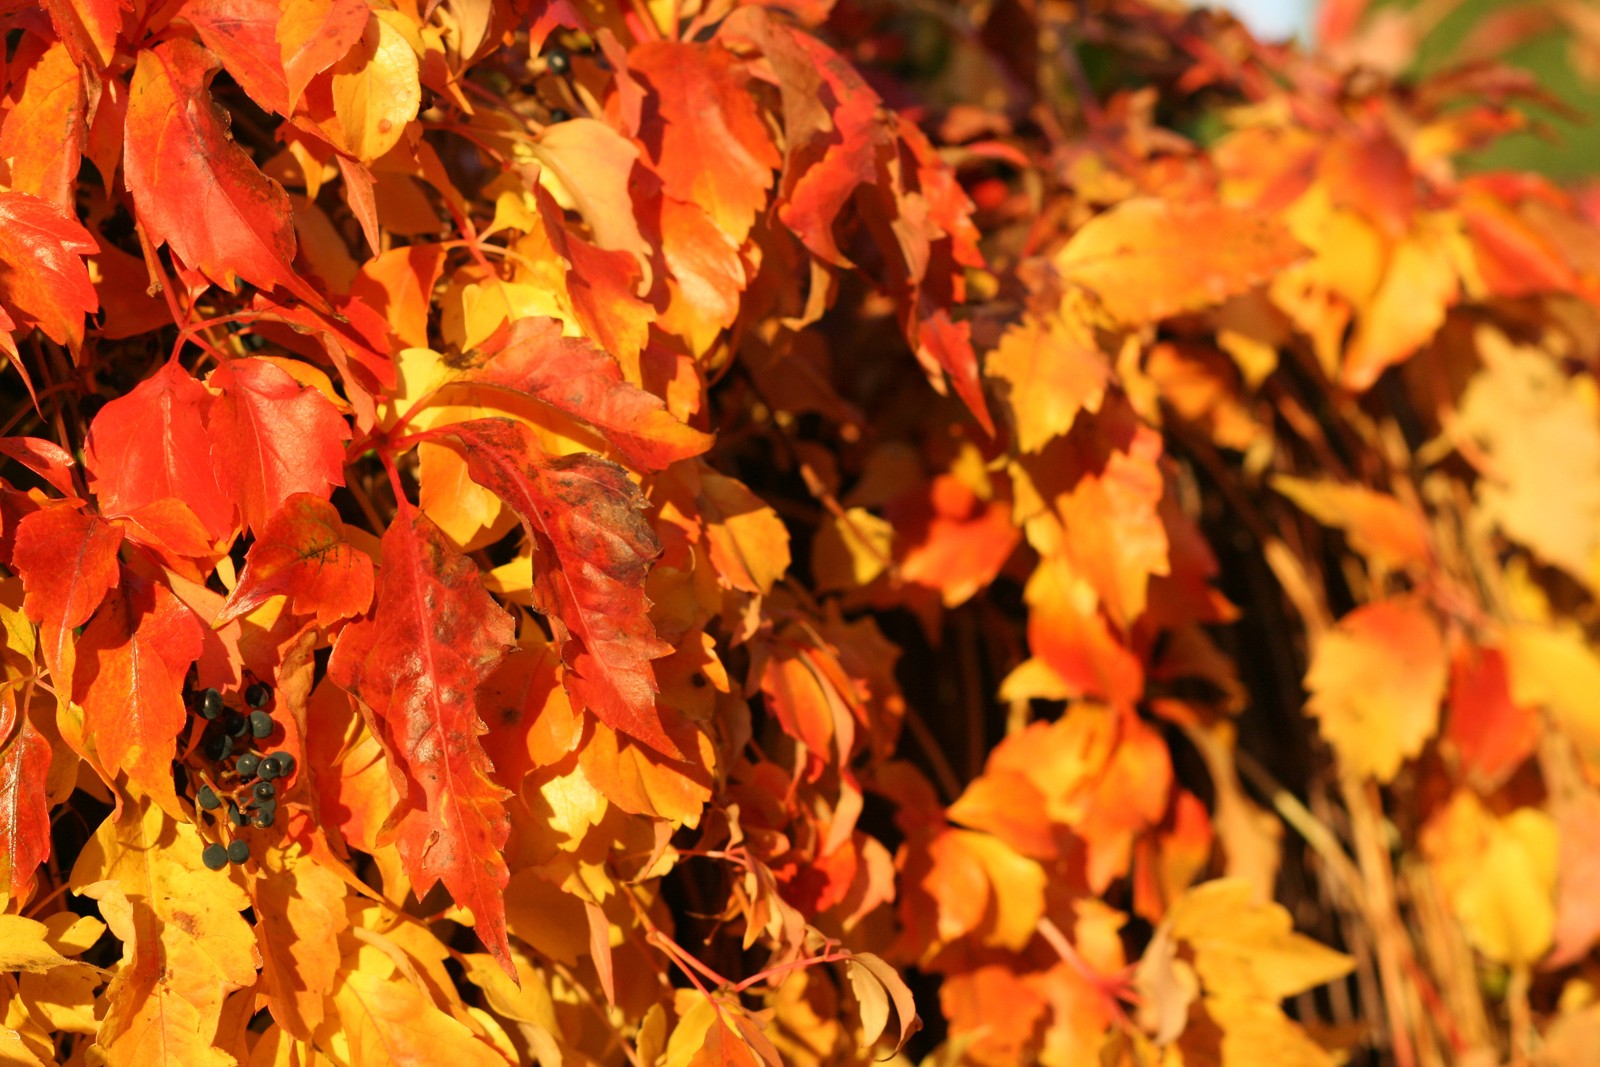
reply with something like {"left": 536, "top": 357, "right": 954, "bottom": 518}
{"left": 202, "top": 732, "right": 233, "bottom": 761}
{"left": 248, "top": 710, "right": 273, "bottom": 739}
{"left": 227, "top": 839, "right": 250, "bottom": 865}
{"left": 549, "top": 108, "right": 571, "bottom": 124}
{"left": 246, "top": 683, "right": 271, "bottom": 708}
{"left": 202, "top": 842, "right": 229, "bottom": 870}
{"left": 253, "top": 781, "right": 276, "bottom": 802}
{"left": 197, "top": 785, "right": 220, "bottom": 810}
{"left": 547, "top": 46, "right": 570, "bottom": 74}
{"left": 236, "top": 753, "right": 260, "bottom": 779}
{"left": 251, "top": 804, "right": 276, "bottom": 829}
{"left": 227, "top": 800, "right": 247, "bottom": 826}
{"left": 274, "top": 752, "right": 296, "bottom": 777}
{"left": 258, "top": 756, "right": 283, "bottom": 781}
{"left": 199, "top": 688, "right": 224, "bottom": 720}
{"left": 223, "top": 711, "right": 248, "bottom": 738}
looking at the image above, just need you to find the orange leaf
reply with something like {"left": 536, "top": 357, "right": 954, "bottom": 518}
{"left": 1305, "top": 598, "right": 1447, "bottom": 782}
{"left": 124, "top": 39, "right": 323, "bottom": 304}
{"left": 1055, "top": 199, "right": 1302, "bottom": 325}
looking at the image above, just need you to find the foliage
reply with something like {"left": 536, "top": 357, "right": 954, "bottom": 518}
{"left": 0, "top": 0, "right": 1599, "bottom": 1064}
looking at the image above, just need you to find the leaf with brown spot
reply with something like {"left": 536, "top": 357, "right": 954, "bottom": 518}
{"left": 419, "top": 418, "right": 680, "bottom": 759}
{"left": 217, "top": 493, "right": 375, "bottom": 628}
{"left": 328, "top": 503, "right": 516, "bottom": 975}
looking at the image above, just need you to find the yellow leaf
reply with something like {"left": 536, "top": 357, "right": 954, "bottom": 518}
{"left": 0, "top": 915, "right": 69, "bottom": 973}
{"left": 252, "top": 844, "right": 349, "bottom": 1040}
{"left": 811, "top": 506, "right": 894, "bottom": 592}
{"left": 327, "top": 967, "right": 509, "bottom": 1066}
{"left": 329, "top": 12, "right": 421, "bottom": 163}
{"left": 1167, "top": 879, "right": 1354, "bottom": 1002}
{"left": 1201, "top": 994, "right": 1344, "bottom": 1067}
{"left": 69, "top": 797, "right": 259, "bottom": 1067}
{"left": 1422, "top": 792, "right": 1558, "bottom": 965}
{"left": 665, "top": 995, "right": 782, "bottom": 1067}
{"left": 1504, "top": 623, "right": 1600, "bottom": 777}
{"left": 19, "top": 961, "right": 100, "bottom": 1033}
{"left": 1273, "top": 475, "right": 1431, "bottom": 570}
{"left": 1342, "top": 220, "right": 1459, "bottom": 391}
{"left": 987, "top": 310, "right": 1109, "bottom": 452}
{"left": 698, "top": 470, "right": 791, "bottom": 595}
{"left": 1305, "top": 598, "right": 1447, "bottom": 782}
{"left": 1460, "top": 327, "right": 1600, "bottom": 590}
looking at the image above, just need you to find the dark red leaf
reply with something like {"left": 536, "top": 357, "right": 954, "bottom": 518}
{"left": 217, "top": 493, "right": 375, "bottom": 628}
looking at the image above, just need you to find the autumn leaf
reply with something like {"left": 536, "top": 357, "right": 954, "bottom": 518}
{"left": 1305, "top": 598, "right": 1447, "bottom": 782}
{"left": 69, "top": 797, "right": 258, "bottom": 1067}
{"left": 85, "top": 360, "right": 236, "bottom": 539}
{"left": 0, "top": 37, "right": 87, "bottom": 209}
{"left": 328, "top": 11, "right": 422, "bottom": 163}
{"left": 0, "top": 190, "right": 99, "bottom": 357}
{"left": 208, "top": 357, "right": 350, "bottom": 534}
{"left": 124, "top": 38, "right": 323, "bottom": 304}
{"left": 328, "top": 503, "right": 516, "bottom": 974}
{"left": 458, "top": 317, "right": 713, "bottom": 471}
{"left": 0, "top": 712, "right": 52, "bottom": 910}
{"left": 216, "top": 493, "right": 375, "bottom": 628}
{"left": 1273, "top": 475, "right": 1432, "bottom": 571}
{"left": 988, "top": 309, "right": 1110, "bottom": 453}
{"left": 624, "top": 40, "right": 780, "bottom": 245}
{"left": 73, "top": 575, "right": 204, "bottom": 815}
{"left": 11, "top": 505, "right": 123, "bottom": 633}
{"left": 419, "top": 418, "right": 679, "bottom": 758}
{"left": 1055, "top": 199, "right": 1303, "bottom": 325}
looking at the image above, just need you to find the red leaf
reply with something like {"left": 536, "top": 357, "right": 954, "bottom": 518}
{"left": 123, "top": 39, "right": 322, "bottom": 304}
{"left": 421, "top": 419, "right": 679, "bottom": 758}
{"left": 181, "top": 0, "right": 294, "bottom": 114}
{"left": 0, "top": 436, "right": 79, "bottom": 498}
{"left": 0, "top": 190, "right": 99, "bottom": 354}
{"left": 73, "top": 575, "right": 205, "bottom": 813}
{"left": 208, "top": 357, "right": 350, "bottom": 534}
{"left": 85, "top": 360, "right": 236, "bottom": 539}
{"left": 327, "top": 505, "right": 515, "bottom": 974}
{"left": 12, "top": 505, "right": 123, "bottom": 631}
{"left": 1446, "top": 644, "right": 1539, "bottom": 790}
{"left": 0, "top": 710, "right": 53, "bottom": 908}
{"left": 280, "top": 0, "right": 370, "bottom": 109}
{"left": 464, "top": 318, "right": 712, "bottom": 471}
{"left": 216, "top": 493, "right": 375, "bottom": 628}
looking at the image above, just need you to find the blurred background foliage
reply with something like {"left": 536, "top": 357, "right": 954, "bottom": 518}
{"left": 1214, "top": 0, "right": 1600, "bottom": 177}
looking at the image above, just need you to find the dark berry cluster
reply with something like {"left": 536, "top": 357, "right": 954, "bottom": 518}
{"left": 186, "top": 681, "right": 296, "bottom": 869}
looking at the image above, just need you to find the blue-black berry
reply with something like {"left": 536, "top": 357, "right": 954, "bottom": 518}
{"left": 258, "top": 756, "right": 282, "bottom": 781}
{"left": 227, "top": 839, "right": 250, "bottom": 865}
{"left": 547, "top": 46, "right": 570, "bottom": 74}
{"left": 199, "top": 688, "right": 223, "bottom": 720}
{"left": 248, "top": 710, "right": 273, "bottom": 739}
{"left": 246, "top": 683, "right": 271, "bottom": 708}
{"left": 223, "top": 711, "right": 248, "bottom": 738}
{"left": 227, "top": 800, "right": 247, "bottom": 826}
{"left": 202, "top": 842, "right": 229, "bottom": 870}
{"left": 549, "top": 108, "right": 571, "bottom": 124}
{"left": 202, "top": 732, "right": 233, "bottom": 761}
{"left": 251, "top": 804, "right": 276, "bottom": 829}
{"left": 273, "top": 752, "right": 296, "bottom": 777}
{"left": 236, "top": 753, "right": 260, "bottom": 779}
{"left": 197, "top": 785, "right": 220, "bottom": 810}
{"left": 253, "top": 781, "right": 276, "bottom": 802}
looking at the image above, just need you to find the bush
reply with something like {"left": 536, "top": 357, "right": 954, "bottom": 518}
{"left": 1, "top": 0, "right": 1598, "bottom": 1064}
